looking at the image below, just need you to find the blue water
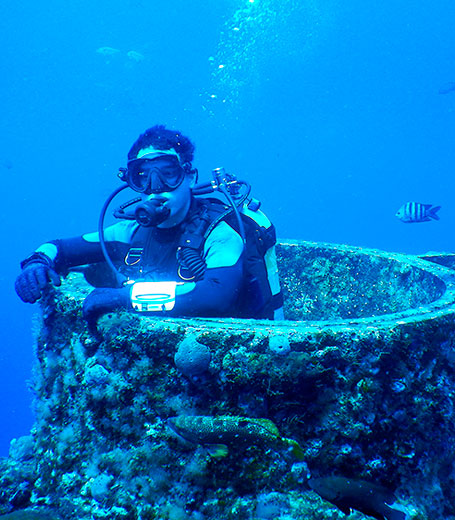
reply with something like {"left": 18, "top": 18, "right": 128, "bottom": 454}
{"left": 1, "top": 0, "right": 454, "bottom": 457}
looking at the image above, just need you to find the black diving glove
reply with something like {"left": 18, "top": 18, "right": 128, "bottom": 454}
{"left": 15, "top": 252, "right": 61, "bottom": 303}
{"left": 82, "top": 287, "right": 131, "bottom": 331}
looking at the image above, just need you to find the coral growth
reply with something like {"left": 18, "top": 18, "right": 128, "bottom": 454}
{"left": 174, "top": 335, "right": 212, "bottom": 377}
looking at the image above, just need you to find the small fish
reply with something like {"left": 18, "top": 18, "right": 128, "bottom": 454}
{"left": 167, "top": 415, "right": 304, "bottom": 460}
{"left": 309, "top": 476, "right": 410, "bottom": 520}
{"left": 438, "top": 81, "right": 455, "bottom": 95}
{"left": 96, "top": 46, "right": 121, "bottom": 57}
{"left": 127, "top": 50, "right": 145, "bottom": 63}
{"left": 396, "top": 202, "right": 441, "bottom": 223}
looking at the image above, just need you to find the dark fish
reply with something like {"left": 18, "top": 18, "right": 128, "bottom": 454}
{"left": 396, "top": 202, "right": 440, "bottom": 223}
{"left": 438, "top": 82, "right": 455, "bottom": 94}
{"left": 309, "top": 476, "right": 409, "bottom": 520}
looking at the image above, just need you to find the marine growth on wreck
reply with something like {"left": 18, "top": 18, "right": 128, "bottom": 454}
{"left": 2, "top": 240, "right": 455, "bottom": 520}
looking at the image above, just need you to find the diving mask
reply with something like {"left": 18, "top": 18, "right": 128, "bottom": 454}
{"left": 126, "top": 154, "right": 186, "bottom": 194}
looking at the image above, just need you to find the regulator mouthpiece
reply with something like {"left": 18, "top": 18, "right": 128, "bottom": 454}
{"left": 135, "top": 199, "right": 170, "bottom": 227}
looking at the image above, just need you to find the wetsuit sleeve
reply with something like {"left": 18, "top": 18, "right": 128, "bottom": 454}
{"left": 34, "top": 221, "right": 137, "bottom": 273}
{"left": 170, "top": 221, "right": 244, "bottom": 316}
{"left": 171, "top": 261, "right": 243, "bottom": 316}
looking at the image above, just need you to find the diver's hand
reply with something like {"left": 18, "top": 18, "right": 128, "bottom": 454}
{"left": 82, "top": 287, "right": 131, "bottom": 331}
{"left": 15, "top": 253, "right": 61, "bottom": 303}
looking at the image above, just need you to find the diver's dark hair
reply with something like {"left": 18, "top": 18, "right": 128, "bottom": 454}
{"left": 128, "top": 124, "right": 195, "bottom": 164}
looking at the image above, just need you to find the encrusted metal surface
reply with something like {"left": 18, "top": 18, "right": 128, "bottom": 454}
{"left": 2, "top": 241, "right": 455, "bottom": 519}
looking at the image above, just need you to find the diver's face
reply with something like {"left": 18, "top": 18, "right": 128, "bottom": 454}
{"left": 141, "top": 173, "right": 195, "bottom": 228}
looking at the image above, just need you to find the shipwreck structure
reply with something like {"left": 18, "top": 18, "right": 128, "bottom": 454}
{"left": 2, "top": 240, "right": 455, "bottom": 520}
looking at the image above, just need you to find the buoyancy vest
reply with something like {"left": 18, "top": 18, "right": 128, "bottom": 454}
{"left": 124, "top": 197, "right": 283, "bottom": 319}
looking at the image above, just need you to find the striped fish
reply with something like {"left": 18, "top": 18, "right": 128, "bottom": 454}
{"left": 396, "top": 202, "right": 441, "bottom": 223}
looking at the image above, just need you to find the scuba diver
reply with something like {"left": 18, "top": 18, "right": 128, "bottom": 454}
{"left": 15, "top": 125, "right": 283, "bottom": 328}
